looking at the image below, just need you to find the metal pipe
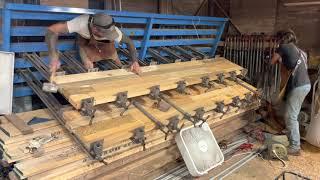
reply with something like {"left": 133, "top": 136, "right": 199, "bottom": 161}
{"left": 160, "top": 94, "right": 188, "bottom": 115}
{"left": 223, "top": 36, "right": 228, "bottom": 58}
{"left": 237, "top": 35, "right": 240, "bottom": 65}
{"left": 251, "top": 36, "right": 256, "bottom": 81}
{"left": 60, "top": 53, "right": 87, "bottom": 73}
{"left": 251, "top": 35, "right": 256, "bottom": 80}
{"left": 246, "top": 36, "right": 249, "bottom": 78}
{"left": 119, "top": 0, "right": 122, "bottom": 11}
{"left": 227, "top": 36, "right": 230, "bottom": 59}
{"left": 132, "top": 101, "right": 167, "bottom": 134}
{"left": 158, "top": 46, "right": 185, "bottom": 62}
{"left": 240, "top": 35, "right": 244, "bottom": 66}
{"left": 230, "top": 36, "right": 234, "bottom": 62}
{"left": 248, "top": 36, "right": 252, "bottom": 81}
{"left": 240, "top": 35, "right": 244, "bottom": 67}
{"left": 255, "top": 35, "right": 259, "bottom": 80}
{"left": 159, "top": 94, "right": 194, "bottom": 124}
{"left": 212, "top": 150, "right": 261, "bottom": 180}
{"left": 184, "top": 46, "right": 208, "bottom": 59}
{"left": 24, "top": 53, "right": 50, "bottom": 80}
{"left": 235, "top": 35, "right": 238, "bottom": 64}
{"left": 148, "top": 48, "right": 172, "bottom": 64}
{"left": 242, "top": 36, "right": 245, "bottom": 68}
{"left": 171, "top": 46, "right": 197, "bottom": 61}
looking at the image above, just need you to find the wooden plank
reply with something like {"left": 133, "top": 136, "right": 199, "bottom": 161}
{"left": 75, "top": 83, "right": 252, "bottom": 145}
{"left": 32, "top": 111, "right": 251, "bottom": 180}
{"left": 53, "top": 58, "right": 244, "bottom": 109}
{"left": 4, "top": 114, "right": 33, "bottom": 135}
{"left": 0, "top": 108, "right": 56, "bottom": 138}
{"left": 1, "top": 82, "right": 254, "bottom": 162}
{"left": 1, "top": 126, "right": 65, "bottom": 145}
{"left": 284, "top": 1, "right": 320, "bottom": 6}
{"left": 1, "top": 69, "right": 259, "bottom": 179}
{"left": 2, "top": 101, "right": 256, "bottom": 164}
{"left": 0, "top": 82, "right": 257, "bottom": 163}
{"left": 13, "top": 105, "right": 258, "bottom": 178}
{"left": 53, "top": 59, "right": 218, "bottom": 84}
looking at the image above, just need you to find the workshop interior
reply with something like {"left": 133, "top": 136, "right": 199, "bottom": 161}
{"left": 0, "top": 0, "right": 319, "bottom": 179}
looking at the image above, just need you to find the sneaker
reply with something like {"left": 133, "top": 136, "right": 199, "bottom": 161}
{"left": 287, "top": 148, "right": 301, "bottom": 156}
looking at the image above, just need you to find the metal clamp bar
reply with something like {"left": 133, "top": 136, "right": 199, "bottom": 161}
{"left": 242, "top": 93, "right": 253, "bottom": 107}
{"left": 176, "top": 80, "right": 189, "bottom": 94}
{"left": 183, "top": 46, "right": 209, "bottom": 59}
{"left": 130, "top": 127, "right": 146, "bottom": 151}
{"left": 231, "top": 96, "right": 241, "bottom": 112}
{"left": 98, "top": 60, "right": 121, "bottom": 70}
{"left": 228, "top": 71, "right": 261, "bottom": 98}
{"left": 90, "top": 140, "right": 104, "bottom": 160}
{"left": 193, "top": 107, "right": 210, "bottom": 127}
{"left": 201, "top": 76, "right": 215, "bottom": 92}
{"left": 150, "top": 85, "right": 161, "bottom": 100}
{"left": 171, "top": 46, "right": 197, "bottom": 60}
{"left": 215, "top": 101, "right": 230, "bottom": 119}
{"left": 159, "top": 94, "right": 196, "bottom": 126}
{"left": 60, "top": 52, "right": 87, "bottom": 73}
{"left": 216, "top": 73, "right": 227, "bottom": 86}
{"left": 167, "top": 115, "right": 182, "bottom": 132}
{"left": 80, "top": 97, "right": 96, "bottom": 124}
{"left": 63, "top": 51, "right": 89, "bottom": 71}
{"left": 158, "top": 46, "right": 184, "bottom": 62}
{"left": 132, "top": 101, "right": 168, "bottom": 135}
{"left": 118, "top": 48, "right": 147, "bottom": 66}
{"left": 201, "top": 76, "right": 211, "bottom": 88}
{"left": 115, "top": 91, "right": 132, "bottom": 116}
{"left": 148, "top": 48, "right": 172, "bottom": 64}
{"left": 23, "top": 53, "right": 50, "bottom": 80}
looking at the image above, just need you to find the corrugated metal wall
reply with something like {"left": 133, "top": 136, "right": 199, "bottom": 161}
{"left": 230, "top": 0, "right": 320, "bottom": 55}
{"left": 38, "top": 0, "right": 210, "bottom": 15}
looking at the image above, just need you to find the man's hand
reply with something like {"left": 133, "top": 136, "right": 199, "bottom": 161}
{"left": 130, "top": 61, "right": 141, "bottom": 75}
{"left": 49, "top": 59, "right": 61, "bottom": 74}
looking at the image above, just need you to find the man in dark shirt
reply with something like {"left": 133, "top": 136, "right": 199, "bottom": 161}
{"left": 271, "top": 30, "right": 311, "bottom": 156}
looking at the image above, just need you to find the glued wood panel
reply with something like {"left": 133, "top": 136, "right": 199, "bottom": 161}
{"left": 53, "top": 58, "right": 244, "bottom": 109}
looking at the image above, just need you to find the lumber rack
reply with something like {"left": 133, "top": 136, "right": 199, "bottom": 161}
{"left": 18, "top": 68, "right": 108, "bottom": 164}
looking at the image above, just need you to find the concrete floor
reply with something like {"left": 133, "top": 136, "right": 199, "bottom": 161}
{"left": 227, "top": 141, "right": 320, "bottom": 179}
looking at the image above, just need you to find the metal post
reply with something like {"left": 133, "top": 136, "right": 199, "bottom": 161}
{"left": 139, "top": 17, "right": 154, "bottom": 60}
{"left": 210, "top": 21, "right": 226, "bottom": 57}
{"left": 2, "top": 8, "right": 11, "bottom": 51}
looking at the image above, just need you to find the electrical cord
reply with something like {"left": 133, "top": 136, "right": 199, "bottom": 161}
{"left": 272, "top": 149, "right": 287, "bottom": 168}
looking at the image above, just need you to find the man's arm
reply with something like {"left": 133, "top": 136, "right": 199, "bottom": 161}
{"left": 120, "top": 34, "right": 138, "bottom": 63}
{"left": 271, "top": 52, "right": 281, "bottom": 65}
{"left": 120, "top": 34, "right": 141, "bottom": 74}
{"left": 45, "top": 22, "right": 69, "bottom": 72}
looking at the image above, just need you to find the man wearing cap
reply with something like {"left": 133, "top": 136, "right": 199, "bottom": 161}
{"left": 45, "top": 13, "right": 141, "bottom": 75}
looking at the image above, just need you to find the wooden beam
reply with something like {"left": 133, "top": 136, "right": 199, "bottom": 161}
{"left": 284, "top": 1, "right": 320, "bottom": 6}
{"left": 4, "top": 114, "right": 33, "bottom": 135}
{"left": 53, "top": 58, "right": 244, "bottom": 109}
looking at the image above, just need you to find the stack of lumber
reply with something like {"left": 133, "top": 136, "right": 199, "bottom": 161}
{"left": 0, "top": 58, "right": 260, "bottom": 179}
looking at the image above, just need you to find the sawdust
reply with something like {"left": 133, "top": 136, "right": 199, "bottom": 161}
{"left": 55, "top": 146, "right": 80, "bottom": 160}
{"left": 226, "top": 141, "right": 320, "bottom": 179}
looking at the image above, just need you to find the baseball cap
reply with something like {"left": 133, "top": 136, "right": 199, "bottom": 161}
{"left": 91, "top": 13, "right": 120, "bottom": 41}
